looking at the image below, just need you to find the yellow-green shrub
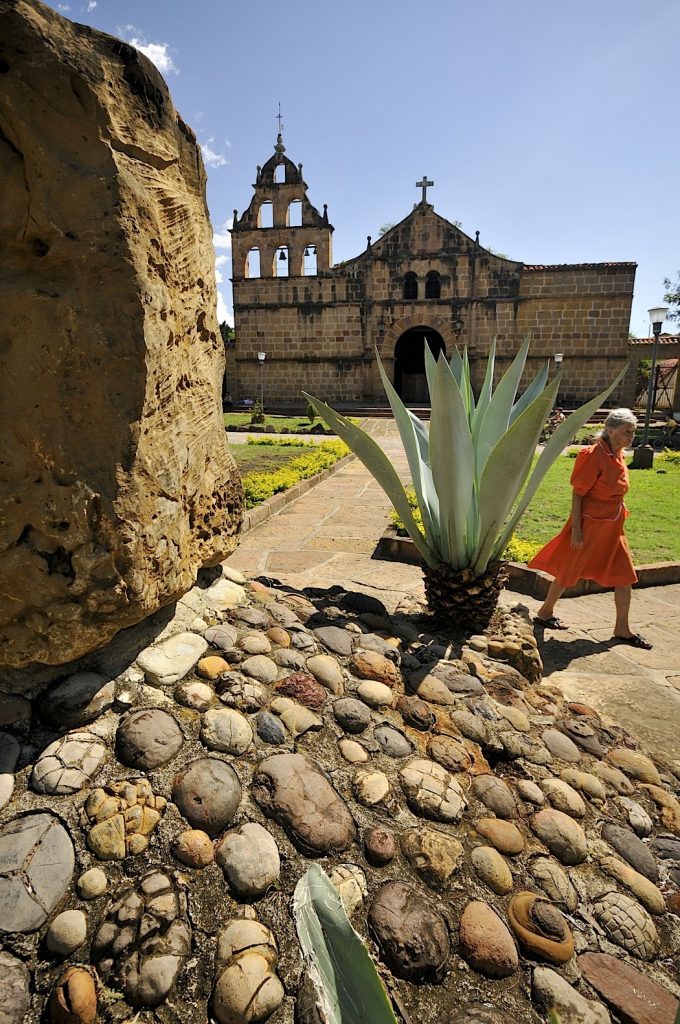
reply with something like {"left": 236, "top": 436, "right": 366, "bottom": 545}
{"left": 503, "top": 535, "right": 542, "bottom": 563}
{"left": 242, "top": 440, "right": 350, "bottom": 508}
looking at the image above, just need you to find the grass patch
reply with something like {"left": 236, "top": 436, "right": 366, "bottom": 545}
{"left": 230, "top": 438, "right": 350, "bottom": 508}
{"left": 390, "top": 454, "right": 680, "bottom": 564}
{"left": 224, "top": 412, "right": 331, "bottom": 433}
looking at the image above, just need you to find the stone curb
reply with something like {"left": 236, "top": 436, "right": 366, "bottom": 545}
{"left": 240, "top": 453, "right": 356, "bottom": 534}
{"left": 374, "top": 528, "right": 680, "bottom": 599}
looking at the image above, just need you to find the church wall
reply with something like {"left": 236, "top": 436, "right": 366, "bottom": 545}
{"left": 230, "top": 294, "right": 367, "bottom": 404}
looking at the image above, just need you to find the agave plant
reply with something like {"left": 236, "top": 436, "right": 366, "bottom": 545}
{"left": 293, "top": 864, "right": 398, "bottom": 1024}
{"left": 303, "top": 337, "right": 626, "bottom": 632}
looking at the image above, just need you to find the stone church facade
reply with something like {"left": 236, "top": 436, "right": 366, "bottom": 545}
{"left": 230, "top": 135, "right": 636, "bottom": 408}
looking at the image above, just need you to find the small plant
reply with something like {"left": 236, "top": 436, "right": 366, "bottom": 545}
{"left": 249, "top": 399, "right": 265, "bottom": 425}
{"left": 306, "top": 401, "right": 317, "bottom": 425}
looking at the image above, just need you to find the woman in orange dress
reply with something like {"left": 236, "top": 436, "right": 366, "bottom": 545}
{"left": 528, "top": 408, "right": 652, "bottom": 649}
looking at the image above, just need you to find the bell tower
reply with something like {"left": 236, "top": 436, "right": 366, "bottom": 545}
{"left": 231, "top": 132, "right": 333, "bottom": 280}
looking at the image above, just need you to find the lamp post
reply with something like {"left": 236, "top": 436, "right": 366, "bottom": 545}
{"left": 642, "top": 307, "right": 668, "bottom": 444}
{"left": 553, "top": 353, "right": 563, "bottom": 403}
{"left": 631, "top": 306, "right": 668, "bottom": 469}
{"left": 257, "top": 351, "right": 266, "bottom": 413}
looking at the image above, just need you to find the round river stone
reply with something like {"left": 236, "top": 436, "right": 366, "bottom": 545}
{"left": 252, "top": 753, "right": 355, "bottom": 855}
{"left": 116, "top": 709, "right": 183, "bottom": 769}
{"left": 368, "top": 881, "right": 450, "bottom": 982}
{"left": 0, "top": 812, "right": 75, "bottom": 932}
{"left": 31, "top": 732, "right": 106, "bottom": 795}
{"left": 172, "top": 757, "right": 242, "bottom": 836}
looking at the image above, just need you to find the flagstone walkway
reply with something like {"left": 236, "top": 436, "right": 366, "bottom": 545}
{"left": 225, "top": 419, "right": 680, "bottom": 761}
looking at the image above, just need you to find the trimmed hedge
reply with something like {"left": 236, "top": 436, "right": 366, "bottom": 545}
{"left": 241, "top": 439, "right": 350, "bottom": 508}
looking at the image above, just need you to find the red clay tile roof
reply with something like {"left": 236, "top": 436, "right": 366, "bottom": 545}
{"left": 628, "top": 335, "right": 680, "bottom": 345}
{"left": 524, "top": 262, "right": 637, "bottom": 271}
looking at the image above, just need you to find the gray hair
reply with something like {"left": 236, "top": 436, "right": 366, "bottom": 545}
{"left": 599, "top": 407, "right": 637, "bottom": 439}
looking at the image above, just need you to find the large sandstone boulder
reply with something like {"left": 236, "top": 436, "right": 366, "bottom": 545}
{"left": 0, "top": 0, "right": 243, "bottom": 668}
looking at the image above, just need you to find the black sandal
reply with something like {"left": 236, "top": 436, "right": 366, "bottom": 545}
{"left": 534, "top": 616, "right": 569, "bottom": 630}
{"left": 614, "top": 633, "right": 653, "bottom": 650}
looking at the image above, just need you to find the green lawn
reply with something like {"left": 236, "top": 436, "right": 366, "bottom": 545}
{"left": 514, "top": 454, "right": 680, "bottom": 564}
{"left": 224, "top": 412, "right": 330, "bottom": 433}
{"left": 229, "top": 441, "right": 307, "bottom": 473}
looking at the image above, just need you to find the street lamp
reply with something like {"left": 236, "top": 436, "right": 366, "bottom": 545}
{"left": 554, "top": 352, "right": 564, "bottom": 369}
{"left": 631, "top": 306, "right": 668, "bottom": 469}
{"left": 257, "top": 351, "right": 266, "bottom": 412}
{"left": 642, "top": 307, "right": 668, "bottom": 445}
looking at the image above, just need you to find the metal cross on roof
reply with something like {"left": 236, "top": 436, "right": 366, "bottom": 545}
{"left": 416, "top": 176, "right": 434, "bottom": 203}
{"left": 276, "top": 103, "right": 284, "bottom": 136}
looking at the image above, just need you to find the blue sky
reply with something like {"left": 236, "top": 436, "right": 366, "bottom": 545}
{"left": 50, "top": 0, "right": 679, "bottom": 334}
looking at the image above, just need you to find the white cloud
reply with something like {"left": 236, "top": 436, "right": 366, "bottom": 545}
{"left": 201, "top": 137, "right": 228, "bottom": 168}
{"left": 87, "top": 1, "right": 97, "bottom": 10}
{"left": 119, "top": 27, "right": 178, "bottom": 75}
{"left": 215, "top": 254, "right": 228, "bottom": 284}
{"left": 213, "top": 217, "right": 233, "bottom": 250}
{"left": 217, "top": 291, "right": 233, "bottom": 327}
{"left": 58, "top": 4, "right": 71, "bottom": 10}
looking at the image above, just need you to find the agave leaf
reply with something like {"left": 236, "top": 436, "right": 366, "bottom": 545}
{"left": 293, "top": 864, "right": 398, "bottom": 1024}
{"left": 429, "top": 353, "right": 475, "bottom": 568}
{"left": 449, "top": 346, "right": 464, "bottom": 389}
{"left": 475, "top": 335, "right": 531, "bottom": 475}
{"left": 302, "top": 393, "right": 440, "bottom": 568}
{"left": 473, "top": 374, "right": 560, "bottom": 572}
{"left": 424, "top": 340, "right": 438, "bottom": 402}
{"left": 472, "top": 338, "right": 497, "bottom": 441}
{"left": 510, "top": 360, "right": 550, "bottom": 425}
{"left": 493, "top": 363, "right": 630, "bottom": 557}
{"left": 462, "top": 348, "right": 475, "bottom": 421}
{"left": 377, "top": 354, "right": 443, "bottom": 555}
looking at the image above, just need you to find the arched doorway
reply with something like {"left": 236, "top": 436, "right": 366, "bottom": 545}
{"left": 394, "top": 327, "right": 445, "bottom": 402}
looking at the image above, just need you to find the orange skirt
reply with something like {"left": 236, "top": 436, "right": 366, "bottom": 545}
{"left": 528, "top": 507, "right": 637, "bottom": 589}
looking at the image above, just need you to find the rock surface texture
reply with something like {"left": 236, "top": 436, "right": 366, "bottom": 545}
{"left": 1, "top": 573, "right": 679, "bottom": 1023}
{"left": 0, "top": 0, "right": 243, "bottom": 670}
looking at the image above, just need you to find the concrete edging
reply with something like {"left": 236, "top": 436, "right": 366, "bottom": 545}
{"left": 373, "top": 529, "right": 680, "bottom": 598}
{"left": 240, "top": 453, "right": 356, "bottom": 534}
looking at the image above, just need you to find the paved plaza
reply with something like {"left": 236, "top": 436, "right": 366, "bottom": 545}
{"left": 226, "top": 419, "right": 680, "bottom": 760}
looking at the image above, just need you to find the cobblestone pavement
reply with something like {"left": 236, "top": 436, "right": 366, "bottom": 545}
{"left": 225, "top": 418, "right": 680, "bottom": 760}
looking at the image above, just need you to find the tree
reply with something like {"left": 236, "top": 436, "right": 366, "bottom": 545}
{"left": 378, "top": 222, "right": 396, "bottom": 237}
{"left": 664, "top": 272, "right": 680, "bottom": 325}
{"left": 219, "top": 321, "right": 235, "bottom": 346}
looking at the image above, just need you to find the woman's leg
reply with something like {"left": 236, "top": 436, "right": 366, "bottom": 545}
{"left": 535, "top": 579, "right": 566, "bottom": 621}
{"left": 614, "top": 586, "right": 633, "bottom": 637}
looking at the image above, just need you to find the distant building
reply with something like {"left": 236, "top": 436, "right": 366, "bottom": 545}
{"left": 230, "top": 134, "right": 636, "bottom": 407}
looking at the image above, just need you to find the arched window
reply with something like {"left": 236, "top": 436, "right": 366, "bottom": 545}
{"left": 303, "top": 244, "right": 317, "bottom": 276}
{"left": 275, "top": 163, "right": 286, "bottom": 184}
{"left": 258, "top": 201, "right": 273, "bottom": 228}
{"left": 245, "top": 248, "right": 260, "bottom": 279}
{"left": 425, "top": 270, "right": 441, "bottom": 299}
{"left": 403, "top": 272, "right": 418, "bottom": 300}
{"left": 287, "top": 200, "right": 302, "bottom": 227}
{"left": 274, "top": 245, "right": 289, "bottom": 277}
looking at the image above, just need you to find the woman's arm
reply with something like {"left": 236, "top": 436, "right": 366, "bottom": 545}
{"left": 571, "top": 490, "right": 584, "bottom": 548}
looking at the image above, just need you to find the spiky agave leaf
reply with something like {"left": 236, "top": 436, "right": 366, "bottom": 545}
{"left": 428, "top": 350, "right": 475, "bottom": 568}
{"left": 301, "top": 393, "right": 440, "bottom": 568}
{"left": 377, "top": 355, "right": 443, "bottom": 558}
{"left": 293, "top": 864, "right": 398, "bottom": 1024}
